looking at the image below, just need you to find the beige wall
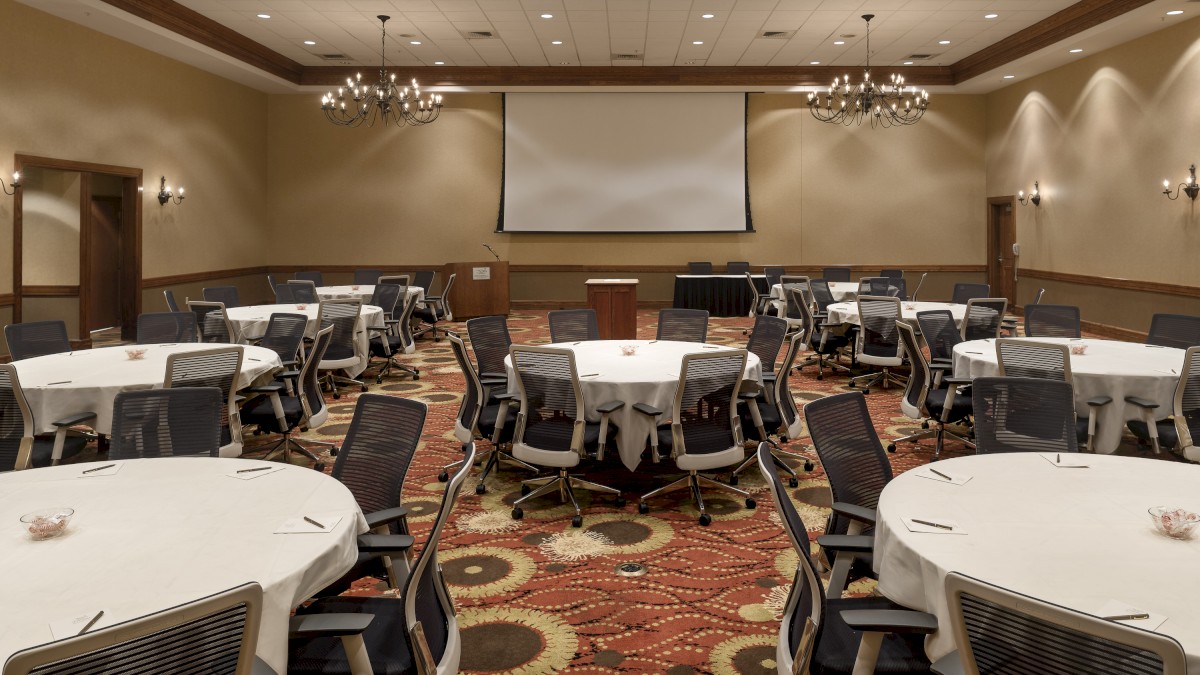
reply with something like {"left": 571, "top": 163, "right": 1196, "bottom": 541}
{"left": 21, "top": 168, "right": 80, "bottom": 286}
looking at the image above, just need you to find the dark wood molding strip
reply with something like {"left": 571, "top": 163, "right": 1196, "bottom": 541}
{"left": 98, "top": 0, "right": 303, "bottom": 83}
{"left": 950, "top": 0, "right": 1155, "bottom": 83}
{"left": 22, "top": 286, "right": 80, "bottom": 297}
{"left": 1081, "top": 319, "right": 1145, "bottom": 343}
{"left": 0, "top": 294, "right": 14, "bottom": 307}
{"left": 1020, "top": 268, "right": 1200, "bottom": 300}
{"left": 142, "top": 266, "right": 268, "bottom": 289}
{"left": 16, "top": 154, "right": 144, "bottom": 179}
{"left": 509, "top": 264, "right": 986, "bottom": 274}
{"left": 512, "top": 300, "right": 672, "bottom": 310}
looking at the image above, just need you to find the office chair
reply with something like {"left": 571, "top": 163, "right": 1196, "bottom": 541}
{"left": 4, "top": 320, "right": 71, "bottom": 361}
{"left": 822, "top": 266, "right": 852, "bottom": 282}
{"left": 108, "top": 387, "right": 224, "bottom": 459}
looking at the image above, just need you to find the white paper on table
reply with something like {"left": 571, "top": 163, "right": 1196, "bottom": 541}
{"left": 50, "top": 611, "right": 110, "bottom": 639}
{"left": 1039, "top": 453, "right": 1090, "bottom": 469}
{"left": 1094, "top": 599, "right": 1168, "bottom": 631}
{"left": 914, "top": 469, "right": 972, "bottom": 486}
{"left": 227, "top": 466, "right": 285, "bottom": 480}
{"left": 902, "top": 517, "right": 967, "bottom": 535}
{"left": 78, "top": 463, "right": 123, "bottom": 478}
{"left": 274, "top": 514, "right": 344, "bottom": 534}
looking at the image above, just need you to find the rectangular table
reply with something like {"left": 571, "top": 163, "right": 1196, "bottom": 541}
{"left": 672, "top": 275, "right": 767, "bottom": 317}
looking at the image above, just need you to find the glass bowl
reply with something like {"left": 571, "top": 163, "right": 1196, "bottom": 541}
{"left": 620, "top": 345, "right": 638, "bottom": 356}
{"left": 1070, "top": 344, "right": 1088, "bottom": 356}
{"left": 295, "top": 304, "right": 308, "bottom": 310}
{"left": 21, "top": 508, "right": 74, "bottom": 540}
{"left": 1148, "top": 506, "right": 1200, "bottom": 539}
{"left": 124, "top": 348, "right": 147, "bottom": 360}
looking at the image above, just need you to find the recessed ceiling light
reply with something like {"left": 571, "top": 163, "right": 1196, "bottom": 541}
{"left": 984, "top": 13, "right": 998, "bottom": 19}
{"left": 1069, "top": 48, "right": 1083, "bottom": 53}
{"left": 434, "top": 61, "right": 445, "bottom": 65}
{"left": 809, "top": 61, "right": 820, "bottom": 65}
{"left": 1003, "top": 74, "right": 1015, "bottom": 79}
{"left": 692, "top": 40, "right": 704, "bottom": 45}
{"left": 1167, "top": 10, "right": 1183, "bottom": 15}
{"left": 551, "top": 40, "right": 563, "bottom": 45}
{"left": 701, "top": 13, "right": 715, "bottom": 18}
{"left": 303, "top": 40, "right": 316, "bottom": 45}
{"left": 938, "top": 40, "right": 951, "bottom": 45}
{"left": 256, "top": 13, "right": 270, "bottom": 19}
{"left": 833, "top": 40, "right": 845, "bottom": 45}
{"left": 903, "top": 61, "right": 914, "bottom": 65}
{"left": 410, "top": 40, "right": 421, "bottom": 45}
{"left": 540, "top": 13, "right": 553, "bottom": 18}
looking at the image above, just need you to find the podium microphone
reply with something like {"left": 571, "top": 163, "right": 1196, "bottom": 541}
{"left": 910, "top": 272, "right": 928, "bottom": 302}
{"left": 482, "top": 243, "right": 501, "bottom": 262}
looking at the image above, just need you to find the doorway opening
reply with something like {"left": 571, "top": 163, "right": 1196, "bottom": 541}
{"left": 986, "top": 196, "right": 1016, "bottom": 304}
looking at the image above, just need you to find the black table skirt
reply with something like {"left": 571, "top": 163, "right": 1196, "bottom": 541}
{"left": 672, "top": 276, "right": 769, "bottom": 317}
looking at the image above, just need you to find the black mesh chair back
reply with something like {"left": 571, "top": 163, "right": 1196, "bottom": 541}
{"left": 745, "top": 314, "right": 788, "bottom": 376}
{"left": 776, "top": 332, "right": 804, "bottom": 434}
{"left": 299, "top": 325, "right": 334, "bottom": 423}
{"left": 972, "top": 377, "right": 1078, "bottom": 453}
{"left": 274, "top": 282, "right": 297, "bottom": 303}
{"left": 687, "top": 261, "right": 713, "bottom": 274}
{"left": 1024, "top": 304, "right": 1082, "bottom": 338}
{"left": 880, "top": 268, "right": 904, "bottom": 280}
{"left": 164, "top": 346, "right": 243, "bottom": 448}
{"left": 368, "top": 283, "right": 402, "bottom": 318}
{"left": 332, "top": 394, "right": 428, "bottom": 520}
{"left": 163, "top": 289, "right": 180, "bottom": 312}
{"left": 294, "top": 270, "right": 324, "bottom": 286}
{"left": 378, "top": 274, "right": 411, "bottom": 288}
{"left": 656, "top": 308, "right": 709, "bottom": 343}
{"left": 672, "top": 350, "right": 746, "bottom": 455}
{"left": 858, "top": 277, "right": 891, "bottom": 297}
{"left": 267, "top": 274, "right": 280, "bottom": 296}
{"left": 962, "top": 298, "right": 1008, "bottom": 341}
{"left": 726, "top": 261, "right": 750, "bottom": 274}
{"left": 3, "top": 583, "right": 265, "bottom": 675}
{"left": 4, "top": 321, "right": 71, "bottom": 361}
{"left": 857, "top": 296, "right": 903, "bottom": 359}
{"left": 804, "top": 392, "right": 892, "bottom": 536}
{"left": 137, "top": 312, "right": 198, "bottom": 344}
{"left": 285, "top": 280, "right": 319, "bottom": 303}
{"left": 390, "top": 288, "right": 418, "bottom": 351}
{"left": 891, "top": 277, "right": 908, "bottom": 300}
{"left": 944, "top": 572, "right": 1186, "bottom": 675}
{"left": 897, "top": 320, "right": 930, "bottom": 416}
{"left": 202, "top": 286, "right": 241, "bottom": 308}
{"left": 548, "top": 309, "right": 600, "bottom": 343}
{"left": 917, "top": 310, "right": 961, "bottom": 362}
{"left": 951, "top": 282, "right": 991, "bottom": 304}
{"left": 412, "top": 270, "right": 436, "bottom": 294}
{"left": 318, "top": 299, "right": 362, "bottom": 362}
{"left": 467, "top": 315, "right": 513, "bottom": 379}
{"left": 510, "top": 346, "right": 583, "bottom": 453}
{"left": 764, "top": 266, "right": 786, "bottom": 287}
{"left": 257, "top": 313, "right": 308, "bottom": 365}
{"left": 808, "top": 279, "right": 837, "bottom": 313}
{"left": 354, "top": 269, "right": 383, "bottom": 286}
{"left": 108, "top": 387, "right": 224, "bottom": 459}
{"left": 0, "top": 364, "right": 34, "bottom": 471}
{"left": 781, "top": 280, "right": 811, "bottom": 322}
{"left": 822, "top": 267, "right": 851, "bottom": 282}
{"left": 1147, "top": 313, "right": 1200, "bottom": 349}
{"left": 187, "top": 300, "right": 236, "bottom": 344}
{"left": 448, "top": 332, "right": 484, "bottom": 437}
{"left": 996, "top": 338, "right": 1071, "bottom": 381}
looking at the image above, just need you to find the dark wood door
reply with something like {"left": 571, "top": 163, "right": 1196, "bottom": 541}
{"left": 87, "top": 196, "right": 122, "bottom": 331}
{"left": 987, "top": 197, "right": 1016, "bottom": 303}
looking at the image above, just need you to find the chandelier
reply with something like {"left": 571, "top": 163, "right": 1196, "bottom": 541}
{"left": 320, "top": 15, "right": 443, "bottom": 128}
{"left": 807, "top": 14, "right": 929, "bottom": 128}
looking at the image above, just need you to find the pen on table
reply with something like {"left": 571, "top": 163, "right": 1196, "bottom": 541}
{"left": 571, "top": 341, "right": 582, "bottom": 346}
{"left": 237, "top": 466, "right": 272, "bottom": 473}
{"left": 929, "top": 468, "right": 953, "bottom": 481}
{"left": 1057, "top": 453, "right": 1060, "bottom": 464}
{"left": 1102, "top": 613, "right": 1150, "bottom": 621}
{"left": 78, "top": 610, "right": 104, "bottom": 635}
{"left": 303, "top": 516, "right": 326, "bottom": 529}
{"left": 580, "top": 373, "right": 600, "bottom": 378}
{"left": 912, "top": 518, "right": 953, "bottom": 530}
{"left": 82, "top": 464, "right": 115, "bottom": 474}
{"left": 46, "top": 381, "right": 71, "bottom": 386}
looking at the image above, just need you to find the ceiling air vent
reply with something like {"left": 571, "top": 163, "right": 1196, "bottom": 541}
{"left": 906, "top": 53, "right": 936, "bottom": 60}
{"left": 460, "top": 30, "right": 498, "bottom": 39}
{"left": 611, "top": 53, "right": 643, "bottom": 61}
{"left": 318, "top": 53, "right": 350, "bottom": 60}
{"left": 760, "top": 30, "right": 796, "bottom": 39}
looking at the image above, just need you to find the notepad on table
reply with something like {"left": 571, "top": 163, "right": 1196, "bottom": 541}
{"left": 902, "top": 517, "right": 967, "bottom": 535}
{"left": 274, "top": 514, "right": 344, "bottom": 534}
{"left": 1095, "top": 600, "right": 1167, "bottom": 631}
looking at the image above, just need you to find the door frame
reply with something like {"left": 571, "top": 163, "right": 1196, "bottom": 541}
{"left": 986, "top": 196, "right": 1017, "bottom": 304}
{"left": 13, "top": 154, "right": 142, "bottom": 344}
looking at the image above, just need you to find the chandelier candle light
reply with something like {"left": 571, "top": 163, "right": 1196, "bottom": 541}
{"left": 808, "top": 14, "right": 930, "bottom": 128}
{"left": 320, "top": 15, "right": 443, "bottom": 128}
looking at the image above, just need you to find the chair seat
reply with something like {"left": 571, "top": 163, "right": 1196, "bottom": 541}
{"left": 812, "top": 596, "right": 932, "bottom": 675}
{"left": 413, "top": 307, "right": 439, "bottom": 323}
{"left": 925, "top": 388, "right": 972, "bottom": 423}
{"left": 23, "top": 435, "right": 89, "bottom": 469}
{"left": 813, "top": 334, "right": 849, "bottom": 354}
{"left": 369, "top": 334, "right": 403, "bottom": 357}
{"left": 654, "top": 425, "right": 745, "bottom": 471}
{"left": 1127, "top": 419, "right": 1179, "bottom": 449}
{"left": 288, "top": 596, "right": 417, "bottom": 675}
{"left": 513, "top": 419, "right": 615, "bottom": 467}
{"left": 241, "top": 395, "right": 303, "bottom": 433}
{"left": 478, "top": 403, "right": 517, "bottom": 442}
{"left": 739, "top": 398, "right": 782, "bottom": 440}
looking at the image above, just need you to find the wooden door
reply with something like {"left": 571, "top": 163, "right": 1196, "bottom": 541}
{"left": 86, "top": 195, "right": 122, "bottom": 331}
{"left": 987, "top": 197, "right": 1016, "bottom": 303}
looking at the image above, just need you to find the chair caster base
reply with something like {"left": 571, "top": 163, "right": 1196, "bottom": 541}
{"left": 887, "top": 443, "right": 897, "bottom": 452}
{"left": 332, "top": 392, "right": 340, "bottom": 400}
{"left": 614, "top": 496, "right": 626, "bottom": 508}
{"left": 474, "top": 484, "right": 486, "bottom": 495}
{"left": 746, "top": 498, "right": 756, "bottom": 509}
{"left": 804, "top": 460, "right": 814, "bottom": 471}
{"left": 520, "top": 484, "right": 532, "bottom": 496}
{"left": 360, "top": 384, "right": 369, "bottom": 392}
{"left": 789, "top": 477, "right": 799, "bottom": 488}
{"left": 571, "top": 515, "right": 583, "bottom": 528}
{"left": 314, "top": 463, "right": 326, "bottom": 472}
{"left": 437, "top": 471, "right": 449, "bottom": 482}
{"left": 728, "top": 474, "right": 738, "bottom": 486}
{"left": 699, "top": 514, "right": 712, "bottom": 526}
{"left": 511, "top": 507, "right": 523, "bottom": 520}
{"left": 329, "top": 447, "right": 338, "bottom": 456}
{"left": 637, "top": 501, "right": 649, "bottom": 515}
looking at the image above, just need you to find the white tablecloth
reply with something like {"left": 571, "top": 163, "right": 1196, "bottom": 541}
{"left": 12, "top": 344, "right": 282, "bottom": 435}
{"left": 824, "top": 301, "right": 966, "bottom": 327}
{"left": 952, "top": 337, "right": 1184, "bottom": 453}
{"left": 504, "top": 340, "right": 762, "bottom": 471}
{"left": 225, "top": 304, "right": 384, "bottom": 377}
{"left": 317, "top": 285, "right": 424, "bottom": 309}
{"left": 0, "top": 458, "right": 367, "bottom": 673}
{"left": 771, "top": 281, "right": 858, "bottom": 303}
{"left": 874, "top": 453, "right": 1200, "bottom": 670}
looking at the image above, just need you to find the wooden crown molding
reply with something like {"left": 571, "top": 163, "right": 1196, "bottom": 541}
{"left": 96, "top": 0, "right": 1145, "bottom": 90}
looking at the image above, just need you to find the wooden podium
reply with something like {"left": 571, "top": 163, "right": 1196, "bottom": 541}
{"left": 586, "top": 279, "right": 638, "bottom": 340}
{"left": 443, "top": 261, "right": 509, "bottom": 320}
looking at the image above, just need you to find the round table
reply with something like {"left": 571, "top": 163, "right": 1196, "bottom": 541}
{"left": 12, "top": 344, "right": 281, "bottom": 437}
{"left": 504, "top": 340, "right": 762, "bottom": 470}
{"left": 952, "top": 337, "right": 1184, "bottom": 454}
{"left": 824, "top": 300, "right": 965, "bottom": 327}
{"left": 0, "top": 458, "right": 367, "bottom": 673}
{"left": 317, "top": 284, "right": 424, "bottom": 309}
{"left": 225, "top": 304, "right": 384, "bottom": 377}
{"left": 874, "top": 453, "right": 1200, "bottom": 670}
{"left": 771, "top": 281, "right": 858, "bottom": 304}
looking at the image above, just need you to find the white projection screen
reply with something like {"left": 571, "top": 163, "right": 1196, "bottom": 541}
{"left": 500, "top": 92, "right": 751, "bottom": 233}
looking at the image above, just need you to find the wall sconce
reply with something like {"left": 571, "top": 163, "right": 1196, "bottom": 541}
{"left": 1017, "top": 181, "right": 1041, "bottom": 206}
{"left": 1163, "top": 165, "right": 1199, "bottom": 201}
{"left": 1, "top": 171, "right": 20, "bottom": 196}
{"left": 157, "top": 176, "right": 184, "bottom": 205}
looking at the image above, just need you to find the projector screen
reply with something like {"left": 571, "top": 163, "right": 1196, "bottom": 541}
{"left": 499, "top": 92, "right": 751, "bottom": 233}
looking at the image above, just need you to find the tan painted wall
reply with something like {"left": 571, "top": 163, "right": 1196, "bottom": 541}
{"left": 21, "top": 168, "right": 80, "bottom": 286}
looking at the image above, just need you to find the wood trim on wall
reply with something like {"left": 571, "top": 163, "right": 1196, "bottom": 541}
{"left": 509, "top": 264, "right": 987, "bottom": 273}
{"left": 0, "top": 294, "right": 15, "bottom": 307}
{"left": 512, "top": 299, "right": 673, "bottom": 310}
{"left": 21, "top": 286, "right": 81, "bottom": 297}
{"left": 1020, "top": 268, "right": 1200, "bottom": 300}
{"left": 142, "top": 266, "right": 269, "bottom": 289}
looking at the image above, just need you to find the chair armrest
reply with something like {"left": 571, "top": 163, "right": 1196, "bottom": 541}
{"left": 356, "top": 533, "right": 415, "bottom": 553}
{"left": 831, "top": 501, "right": 877, "bottom": 526}
{"left": 364, "top": 506, "right": 409, "bottom": 528}
{"left": 288, "top": 613, "right": 374, "bottom": 639}
{"left": 480, "top": 372, "right": 508, "bottom": 381}
{"left": 815, "top": 534, "right": 874, "bottom": 554}
{"left": 839, "top": 609, "right": 938, "bottom": 635}
{"left": 51, "top": 412, "right": 97, "bottom": 427}
{"left": 632, "top": 402, "right": 662, "bottom": 417}
{"left": 276, "top": 369, "right": 300, "bottom": 381}
{"left": 245, "top": 383, "right": 286, "bottom": 394}
{"left": 596, "top": 400, "right": 625, "bottom": 414}
{"left": 943, "top": 376, "right": 973, "bottom": 385}
{"left": 1087, "top": 396, "right": 1113, "bottom": 407}
{"left": 930, "top": 652, "right": 966, "bottom": 675}
{"left": 280, "top": 359, "right": 298, "bottom": 368}
{"left": 1124, "top": 396, "right": 1158, "bottom": 409}
{"left": 492, "top": 392, "right": 516, "bottom": 401}
{"left": 930, "top": 360, "right": 953, "bottom": 370}
{"left": 252, "top": 656, "right": 280, "bottom": 675}
{"left": 737, "top": 391, "right": 763, "bottom": 400}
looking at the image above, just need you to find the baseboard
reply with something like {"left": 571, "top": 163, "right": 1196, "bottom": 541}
{"left": 510, "top": 300, "right": 673, "bottom": 311}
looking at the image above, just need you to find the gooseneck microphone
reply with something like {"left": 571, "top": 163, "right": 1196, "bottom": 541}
{"left": 482, "top": 243, "right": 501, "bottom": 262}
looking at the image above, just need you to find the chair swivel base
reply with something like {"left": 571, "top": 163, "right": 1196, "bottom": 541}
{"left": 730, "top": 441, "right": 812, "bottom": 487}
{"left": 374, "top": 356, "right": 419, "bottom": 384}
{"left": 887, "top": 423, "right": 975, "bottom": 460}
{"left": 511, "top": 469, "right": 624, "bottom": 528}
{"left": 638, "top": 470, "right": 755, "bottom": 526}
{"left": 439, "top": 445, "right": 539, "bottom": 494}
{"left": 848, "top": 368, "right": 907, "bottom": 393}
{"left": 797, "top": 353, "right": 852, "bottom": 380}
{"left": 323, "top": 372, "right": 368, "bottom": 399}
{"left": 262, "top": 432, "right": 336, "bottom": 466}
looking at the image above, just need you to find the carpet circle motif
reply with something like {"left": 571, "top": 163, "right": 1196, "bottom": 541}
{"left": 457, "top": 607, "right": 577, "bottom": 673}
{"left": 441, "top": 546, "right": 536, "bottom": 598}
